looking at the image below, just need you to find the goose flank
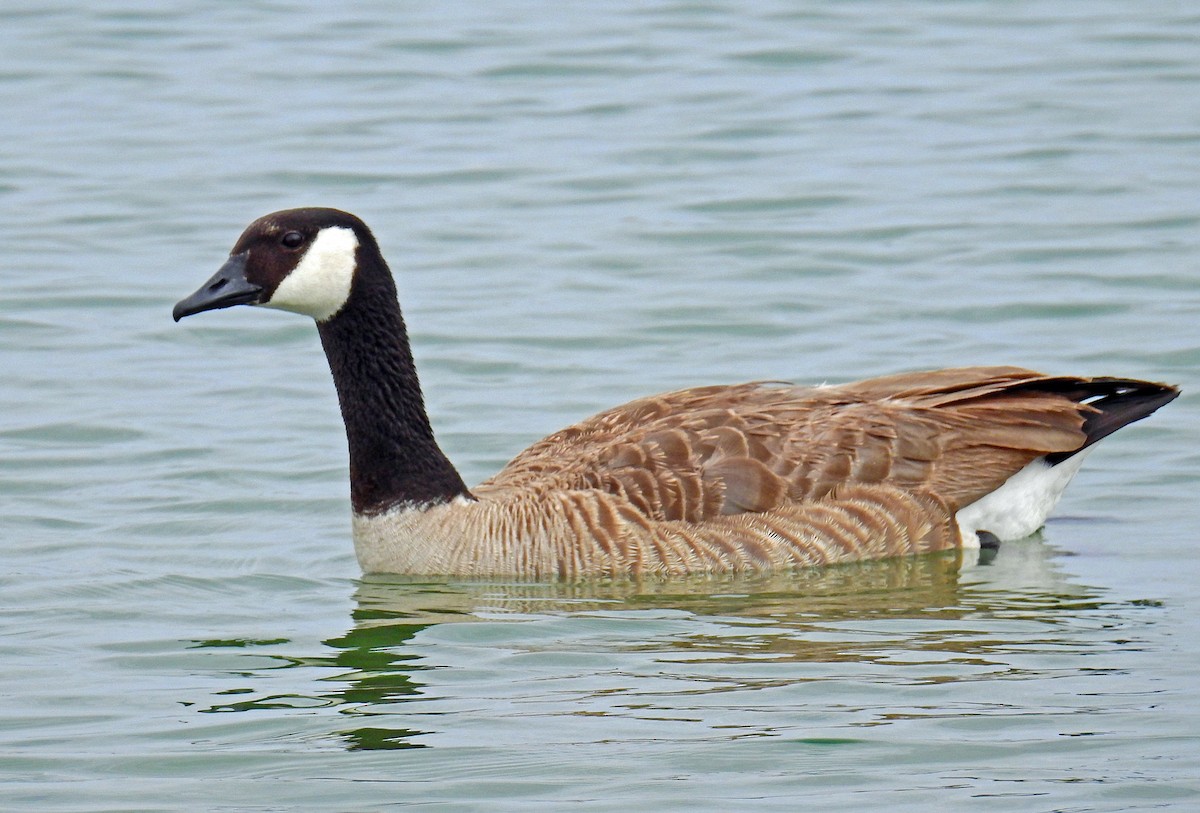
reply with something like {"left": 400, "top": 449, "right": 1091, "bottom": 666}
{"left": 173, "top": 208, "right": 1178, "bottom": 577}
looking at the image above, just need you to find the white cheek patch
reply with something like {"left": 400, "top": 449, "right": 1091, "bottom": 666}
{"left": 263, "top": 226, "right": 359, "bottom": 322}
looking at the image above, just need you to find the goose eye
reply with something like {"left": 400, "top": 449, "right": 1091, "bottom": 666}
{"left": 280, "top": 231, "right": 305, "bottom": 249}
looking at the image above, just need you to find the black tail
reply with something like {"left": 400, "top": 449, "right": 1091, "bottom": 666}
{"left": 1044, "top": 378, "right": 1179, "bottom": 465}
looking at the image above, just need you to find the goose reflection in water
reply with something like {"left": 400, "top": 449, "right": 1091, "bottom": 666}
{"left": 188, "top": 535, "right": 1147, "bottom": 752}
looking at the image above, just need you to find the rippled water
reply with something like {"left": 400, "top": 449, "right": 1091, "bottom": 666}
{"left": 2, "top": 2, "right": 1198, "bottom": 810}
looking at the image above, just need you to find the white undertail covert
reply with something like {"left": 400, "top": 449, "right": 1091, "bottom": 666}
{"left": 954, "top": 451, "right": 1091, "bottom": 546}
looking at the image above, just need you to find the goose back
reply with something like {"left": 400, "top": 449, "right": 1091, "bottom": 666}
{"left": 477, "top": 366, "right": 1090, "bottom": 518}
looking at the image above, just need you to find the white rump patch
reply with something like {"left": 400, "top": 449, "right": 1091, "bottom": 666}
{"left": 955, "top": 450, "right": 1091, "bottom": 545}
{"left": 264, "top": 226, "right": 358, "bottom": 322}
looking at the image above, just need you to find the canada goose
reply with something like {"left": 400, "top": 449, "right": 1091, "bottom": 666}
{"left": 173, "top": 208, "right": 1178, "bottom": 578}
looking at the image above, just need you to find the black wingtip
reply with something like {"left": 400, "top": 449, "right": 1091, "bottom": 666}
{"left": 1045, "top": 379, "right": 1179, "bottom": 465}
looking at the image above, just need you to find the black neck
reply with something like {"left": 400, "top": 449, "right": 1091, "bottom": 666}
{"left": 316, "top": 263, "right": 471, "bottom": 515}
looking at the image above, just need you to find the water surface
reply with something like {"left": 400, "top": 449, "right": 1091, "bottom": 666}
{"left": 1, "top": 2, "right": 1198, "bottom": 810}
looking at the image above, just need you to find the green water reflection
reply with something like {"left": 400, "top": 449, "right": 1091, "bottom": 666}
{"left": 191, "top": 537, "right": 1161, "bottom": 751}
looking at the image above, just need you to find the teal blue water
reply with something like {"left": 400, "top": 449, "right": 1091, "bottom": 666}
{"left": 2, "top": 3, "right": 1199, "bottom": 810}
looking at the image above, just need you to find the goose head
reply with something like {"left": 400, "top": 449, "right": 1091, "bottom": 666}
{"left": 173, "top": 207, "right": 373, "bottom": 323}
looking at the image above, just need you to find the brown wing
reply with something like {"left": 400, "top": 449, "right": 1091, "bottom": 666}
{"left": 476, "top": 366, "right": 1096, "bottom": 521}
